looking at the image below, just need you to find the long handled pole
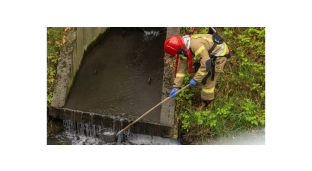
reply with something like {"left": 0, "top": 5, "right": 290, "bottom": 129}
{"left": 116, "top": 84, "right": 191, "bottom": 136}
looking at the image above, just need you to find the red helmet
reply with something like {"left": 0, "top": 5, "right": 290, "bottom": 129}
{"left": 164, "top": 36, "right": 185, "bottom": 57}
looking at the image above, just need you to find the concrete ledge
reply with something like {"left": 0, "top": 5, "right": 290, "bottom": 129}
{"left": 49, "top": 108, "right": 178, "bottom": 139}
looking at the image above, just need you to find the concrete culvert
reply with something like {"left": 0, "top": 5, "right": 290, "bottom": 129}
{"left": 49, "top": 27, "right": 181, "bottom": 144}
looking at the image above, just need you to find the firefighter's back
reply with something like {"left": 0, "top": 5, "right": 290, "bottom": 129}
{"left": 191, "top": 34, "right": 229, "bottom": 54}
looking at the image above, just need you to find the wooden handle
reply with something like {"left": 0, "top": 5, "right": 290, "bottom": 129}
{"left": 116, "top": 84, "right": 190, "bottom": 136}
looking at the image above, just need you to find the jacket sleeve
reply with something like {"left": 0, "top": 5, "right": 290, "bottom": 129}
{"left": 191, "top": 40, "right": 210, "bottom": 83}
{"left": 173, "top": 55, "right": 188, "bottom": 88}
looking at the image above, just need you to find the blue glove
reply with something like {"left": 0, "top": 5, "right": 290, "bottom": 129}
{"left": 190, "top": 79, "right": 197, "bottom": 86}
{"left": 169, "top": 88, "right": 178, "bottom": 98}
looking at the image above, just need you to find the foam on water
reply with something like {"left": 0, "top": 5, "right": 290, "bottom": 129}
{"left": 143, "top": 30, "right": 160, "bottom": 40}
{"left": 103, "top": 131, "right": 115, "bottom": 136}
{"left": 57, "top": 119, "right": 181, "bottom": 146}
{"left": 60, "top": 119, "right": 131, "bottom": 145}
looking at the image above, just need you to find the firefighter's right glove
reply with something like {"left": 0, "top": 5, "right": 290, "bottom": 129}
{"left": 169, "top": 88, "right": 178, "bottom": 98}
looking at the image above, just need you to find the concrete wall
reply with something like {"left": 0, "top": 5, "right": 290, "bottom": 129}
{"left": 70, "top": 27, "right": 109, "bottom": 95}
{"left": 159, "top": 27, "right": 180, "bottom": 127}
{"left": 51, "top": 27, "right": 108, "bottom": 108}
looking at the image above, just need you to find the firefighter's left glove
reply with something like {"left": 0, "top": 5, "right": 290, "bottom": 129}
{"left": 169, "top": 88, "right": 178, "bottom": 98}
{"left": 190, "top": 79, "right": 197, "bottom": 86}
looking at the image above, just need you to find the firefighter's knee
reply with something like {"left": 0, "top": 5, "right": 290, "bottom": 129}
{"left": 201, "top": 87, "right": 215, "bottom": 101}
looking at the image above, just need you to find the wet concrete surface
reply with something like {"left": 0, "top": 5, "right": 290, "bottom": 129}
{"left": 64, "top": 28, "right": 166, "bottom": 123}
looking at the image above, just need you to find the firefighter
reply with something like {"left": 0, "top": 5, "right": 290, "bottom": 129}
{"left": 164, "top": 28, "right": 231, "bottom": 111}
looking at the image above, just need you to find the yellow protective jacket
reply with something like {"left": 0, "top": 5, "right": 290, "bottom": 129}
{"left": 173, "top": 34, "right": 230, "bottom": 88}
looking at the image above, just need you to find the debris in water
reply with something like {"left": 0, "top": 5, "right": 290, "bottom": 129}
{"left": 148, "top": 77, "right": 151, "bottom": 84}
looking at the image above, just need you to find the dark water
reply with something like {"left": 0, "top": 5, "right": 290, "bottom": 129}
{"left": 65, "top": 28, "right": 166, "bottom": 123}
